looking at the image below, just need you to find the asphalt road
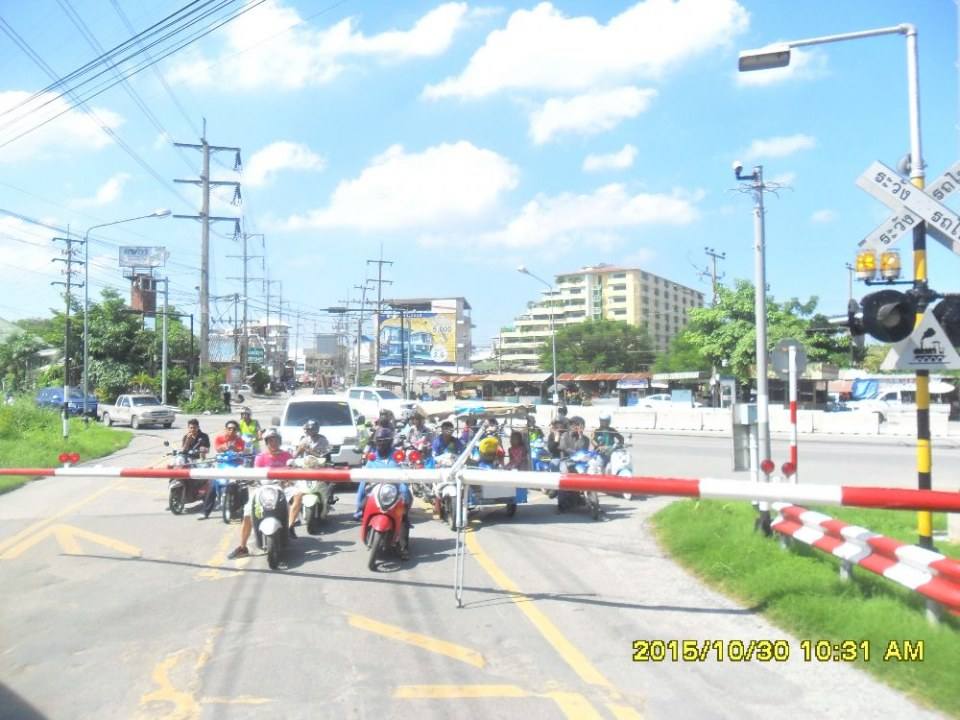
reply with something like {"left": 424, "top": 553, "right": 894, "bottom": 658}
{"left": 0, "top": 396, "right": 952, "bottom": 719}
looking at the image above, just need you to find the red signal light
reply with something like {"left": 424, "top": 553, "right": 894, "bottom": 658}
{"left": 408, "top": 450, "right": 422, "bottom": 464}
{"left": 760, "top": 459, "right": 775, "bottom": 475}
{"left": 70, "top": 453, "right": 80, "bottom": 464}
{"left": 781, "top": 462, "right": 796, "bottom": 477}
{"left": 58, "top": 453, "right": 70, "bottom": 464}
{"left": 392, "top": 449, "right": 406, "bottom": 463}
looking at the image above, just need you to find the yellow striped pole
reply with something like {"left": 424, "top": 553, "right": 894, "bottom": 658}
{"left": 911, "top": 175, "right": 933, "bottom": 549}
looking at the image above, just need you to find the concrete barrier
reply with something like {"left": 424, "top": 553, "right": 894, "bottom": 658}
{"left": 811, "top": 410, "right": 880, "bottom": 435}
{"left": 701, "top": 409, "right": 731, "bottom": 432}
{"left": 616, "top": 409, "right": 657, "bottom": 431}
{"left": 655, "top": 409, "right": 703, "bottom": 432}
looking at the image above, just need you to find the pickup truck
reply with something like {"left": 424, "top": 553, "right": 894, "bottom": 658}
{"left": 99, "top": 394, "right": 176, "bottom": 429}
{"left": 346, "top": 386, "right": 417, "bottom": 422}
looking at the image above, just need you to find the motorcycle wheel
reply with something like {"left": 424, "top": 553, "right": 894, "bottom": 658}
{"left": 222, "top": 486, "right": 234, "bottom": 523}
{"left": 265, "top": 534, "right": 280, "bottom": 570}
{"left": 587, "top": 491, "right": 600, "bottom": 520}
{"left": 444, "top": 498, "right": 456, "bottom": 531}
{"left": 255, "top": 528, "right": 264, "bottom": 551}
{"left": 504, "top": 502, "right": 517, "bottom": 518}
{"left": 367, "top": 529, "right": 384, "bottom": 571}
{"left": 307, "top": 506, "right": 321, "bottom": 535}
{"left": 169, "top": 486, "right": 185, "bottom": 515}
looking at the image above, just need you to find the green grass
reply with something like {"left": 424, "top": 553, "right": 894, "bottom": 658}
{"left": 0, "top": 401, "right": 132, "bottom": 494}
{"left": 653, "top": 500, "right": 960, "bottom": 717}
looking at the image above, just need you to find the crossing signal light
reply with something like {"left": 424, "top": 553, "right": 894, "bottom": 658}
{"left": 933, "top": 296, "right": 960, "bottom": 347}
{"left": 861, "top": 289, "right": 916, "bottom": 343}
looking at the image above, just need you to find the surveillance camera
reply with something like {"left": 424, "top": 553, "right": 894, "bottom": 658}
{"left": 732, "top": 160, "right": 743, "bottom": 176}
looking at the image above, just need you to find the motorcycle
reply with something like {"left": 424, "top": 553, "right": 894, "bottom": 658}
{"left": 556, "top": 449, "right": 602, "bottom": 520}
{"left": 288, "top": 455, "right": 336, "bottom": 534}
{"left": 604, "top": 442, "right": 636, "bottom": 499}
{"left": 251, "top": 482, "right": 290, "bottom": 570}
{"left": 360, "top": 481, "right": 409, "bottom": 571}
{"left": 215, "top": 450, "right": 253, "bottom": 524}
{"left": 164, "top": 444, "right": 211, "bottom": 514}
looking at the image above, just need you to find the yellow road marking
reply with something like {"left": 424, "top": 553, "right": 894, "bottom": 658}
{"left": 0, "top": 480, "right": 122, "bottom": 556}
{"left": 1, "top": 523, "right": 140, "bottom": 560}
{"left": 606, "top": 703, "right": 644, "bottom": 720}
{"left": 194, "top": 526, "right": 239, "bottom": 581}
{"left": 349, "top": 613, "right": 486, "bottom": 668}
{"left": 139, "top": 627, "right": 269, "bottom": 719}
{"left": 395, "top": 684, "right": 526, "bottom": 699}
{"left": 394, "top": 685, "right": 603, "bottom": 718}
{"left": 464, "top": 530, "right": 612, "bottom": 689}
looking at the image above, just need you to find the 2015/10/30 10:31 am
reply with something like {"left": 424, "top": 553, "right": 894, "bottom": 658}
{"left": 631, "top": 639, "right": 925, "bottom": 663}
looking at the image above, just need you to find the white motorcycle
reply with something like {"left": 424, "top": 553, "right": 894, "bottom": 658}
{"left": 288, "top": 455, "right": 335, "bottom": 534}
{"left": 604, "top": 443, "right": 636, "bottom": 500}
{"left": 251, "top": 482, "right": 289, "bottom": 570}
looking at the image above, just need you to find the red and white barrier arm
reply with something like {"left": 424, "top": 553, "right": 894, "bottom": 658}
{"left": 1, "top": 466, "right": 960, "bottom": 513}
{"left": 773, "top": 503, "right": 960, "bottom": 615}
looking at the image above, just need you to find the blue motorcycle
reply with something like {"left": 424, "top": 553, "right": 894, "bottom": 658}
{"left": 557, "top": 449, "right": 602, "bottom": 520}
{"left": 214, "top": 450, "right": 253, "bottom": 524}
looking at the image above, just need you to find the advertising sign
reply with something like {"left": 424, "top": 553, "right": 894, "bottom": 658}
{"left": 119, "top": 246, "right": 167, "bottom": 268}
{"left": 378, "top": 312, "right": 456, "bottom": 366}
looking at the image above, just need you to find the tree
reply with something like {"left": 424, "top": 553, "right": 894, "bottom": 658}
{"left": 538, "top": 320, "right": 655, "bottom": 373}
{"left": 682, "top": 280, "right": 853, "bottom": 382}
{"left": 0, "top": 331, "right": 47, "bottom": 392}
{"left": 653, "top": 332, "right": 710, "bottom": 374}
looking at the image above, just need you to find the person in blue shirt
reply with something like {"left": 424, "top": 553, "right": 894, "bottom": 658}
{"left": 432, "top": 421, "right": 464, "bottom": 457}
{"left": 354, "top": 428, "right": 413, "bottom": 526}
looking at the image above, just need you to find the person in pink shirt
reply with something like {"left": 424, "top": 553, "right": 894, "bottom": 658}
{"left": 229, "top": 428, "right": 298, "bottom": 559}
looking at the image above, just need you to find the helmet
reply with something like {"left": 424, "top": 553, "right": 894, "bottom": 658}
{"left": 374, "top": 426, "right": 395, "bottom": 443}
{"left": 263, "top": 427, "right": 281, "bottom": 442}
{"left": 303, "top": 420, "right": 318, "bottom": 432}
{"left": 599, "top": 412, "right": 612, "bottom": 423}
{"left": 478, "top": 437, "right": 499, "bottom": 456}
{"left": 240, "top": 406, "right": 252, "bottom": 415}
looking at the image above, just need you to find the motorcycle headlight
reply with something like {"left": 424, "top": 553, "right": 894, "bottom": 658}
{"left": 259, "top": 486, "right": 281, "bottom": 511}
{"left": 376, "top": 483, "right": 399, "bottom": 510}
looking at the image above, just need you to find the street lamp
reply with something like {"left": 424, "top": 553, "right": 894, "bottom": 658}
{"left": 82, "top": 209, "right": 171, "bottom": 418}
{"left": 740, "top": 24, "right": 934, "bottom": 548}
{"left": 517, "top": 265, "right": 560, "bottom": 404}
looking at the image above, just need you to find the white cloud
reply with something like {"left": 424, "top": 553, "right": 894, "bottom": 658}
{"left": 70, "top": 173, "right": 131, "bottom": 209}
{"left": 245, "top": 141, "right": 325, "bottom": 187}
{"left": 583, "top": 144, "right": 638, "bottom": 172}
{"left": 736, "top": 47, "right": 827, "bottom": 87}
{"left": 280, "top": 141, "right": 519, "bottom": 231}
{"left": 811, "top": 209, "right": 836, "bottom": 223}
{"left": 483, "top": 183, "right": 700, "bottom": 248}
{"left": 166, "top": 1, "right": 469, "bottom": 90}
{"left": 424, "top": 0, "right": 749, "bottom": 99}
{"left": 0, "top": 91, "right": 123, "bottom": 163}
{"left": 742, "top": 133, "right": 816, "bottom": 160}
{"left": 530, "top": 87, "right": 655, "bottom": 144}
{"left": 768, "top": 171, "right": 796, "bottom": 186}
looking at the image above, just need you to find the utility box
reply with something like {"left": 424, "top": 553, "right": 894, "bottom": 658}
{"left": 732, "top": 402, "right": 757, "bottom": 472}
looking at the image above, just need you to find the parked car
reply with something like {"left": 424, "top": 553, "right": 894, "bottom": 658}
{"left": 98, "top": 394, "right": 175, "bottom": 429}
{"left": 347, "top": 386, "right": 417, "bottom": 421}
{"left": 639, "top": 393, "right": 703, "bottom": 408}
{"left": 272, "top": 395, "right": 363, "bottom": 466}
{"left": 35, "top": 387, "right": 98, "bottom": 417}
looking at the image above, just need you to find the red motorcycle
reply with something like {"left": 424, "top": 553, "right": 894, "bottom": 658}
{"left": 360, "top": 477, "right": 410, "bottom": 571}
{"left": 164, "top": 444, "right": 212, "bottom": 515}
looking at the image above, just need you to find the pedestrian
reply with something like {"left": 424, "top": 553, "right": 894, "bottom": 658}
{"left": 223, "top": 385, "right": 231, "bottom": 411}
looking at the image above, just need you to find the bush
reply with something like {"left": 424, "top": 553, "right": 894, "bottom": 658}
{"left": 182, "top": 369, "right": 226, "bottom": 413}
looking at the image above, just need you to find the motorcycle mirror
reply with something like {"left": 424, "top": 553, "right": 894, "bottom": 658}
{"left": 163, "top": 440, "right": 170, "bottom": 447}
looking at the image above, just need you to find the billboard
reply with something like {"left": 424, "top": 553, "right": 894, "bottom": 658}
{"left": 378, "top": 312, "right": 455, "bottom": 366}
{"left": 119, "top": 246, "right": 167, "bottom": 268}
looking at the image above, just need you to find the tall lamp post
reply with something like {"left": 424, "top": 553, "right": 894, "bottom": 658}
{"left": 517, "top": 265, "right": 560, "bottom": 404}
{"left": 739, "top": 24, "right": 933, "bottom": 549}
{"left": 82, "top": 209, "right": 171, "bottom": 418}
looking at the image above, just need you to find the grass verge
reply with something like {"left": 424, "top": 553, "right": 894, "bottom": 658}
{"left": 0, "top": 401, "right": 132, "bottom": 494}
{"left": 652, "top": 499, "right": 960, "bottom": 717}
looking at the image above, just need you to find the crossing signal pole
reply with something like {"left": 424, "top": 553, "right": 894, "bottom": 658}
{"left": 173, "top": 119, "right": 241, "bottom": 372}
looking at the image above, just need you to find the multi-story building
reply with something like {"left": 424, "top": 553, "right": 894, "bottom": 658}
{"left": 498, "top": 264, "right": 704, "bottom": 368}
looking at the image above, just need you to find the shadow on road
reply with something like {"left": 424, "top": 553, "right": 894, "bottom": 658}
{"left": 0, "top": 683, "right": 47, "bottom": 720}
{"left": 63, "top": 551, "right": 764, "bottom": 617}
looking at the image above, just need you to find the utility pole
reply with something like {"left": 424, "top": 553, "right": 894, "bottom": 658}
{"left": 264, "top": 277, "right": 282, "bottom": 379}
{"left": 366, "top": 250, "right": 393, "bottom": 375}
{"left": 51, "top": 235, "right": 84, "bottom": 439}
{"left": 700, "top": 247, "right": 727, "bottom": 305}
{"left": 158, "top": 277, "right": 169, "bottom": 404}
{"left": 353, "top": 282, "right": 372, "bottom": 385}
{"left": 227, "top": 232, "right": 263, "bottom": 383}
{"left": 173, "top": 119, "right": 241, "bottom": 373}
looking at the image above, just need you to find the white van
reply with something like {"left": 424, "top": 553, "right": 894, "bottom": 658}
{"left": 272, "top": 395, "right": 363, "bottom": 466}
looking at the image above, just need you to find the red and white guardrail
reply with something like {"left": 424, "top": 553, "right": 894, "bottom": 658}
{"left": 1, "top": 466, "right": 960, "bottom": 513}
{"left": 772, "top": 503, "right": 960, "bottom": 615}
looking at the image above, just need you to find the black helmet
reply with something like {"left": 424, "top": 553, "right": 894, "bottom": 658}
{"left": 303, "top": 420, "right": 318, "bottom": 432}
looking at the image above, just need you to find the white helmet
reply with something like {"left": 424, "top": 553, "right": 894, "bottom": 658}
{"left": 263, "top": 427, "right": 282, "bottom": 443}
{"left": 599, "top": 412, "right": 612, "bottom": 422}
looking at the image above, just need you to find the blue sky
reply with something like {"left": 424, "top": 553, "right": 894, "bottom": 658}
{"left": 0, "top": 0, "right": 957, "bottom": 353}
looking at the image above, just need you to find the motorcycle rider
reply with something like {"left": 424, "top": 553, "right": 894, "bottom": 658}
{"left": 592, "top": 412, "right": 625, "bottom": 451}
{"left": 459, "top": 415, "right": 478, "bottom": 445}
{"left": 353, "top": 428, "right": 413, "bottom": 559}
{"left": 431, "top": 420, "right": 464, "bottom": 456}
{"left": 238, "top": 407, "right": 263, "bottom": 452}
{"left": 560, "top": 416, "right": 591, "bottom": 457}
{"left": 296, "top": 420, "right": 330, "bottom": 460}
{"left": 227, "top": 428, "right": 295, "bottom": 559}
{"left": 406, "top": 412, "right": 433, "bottom": 449}
{"left": 200, "top": 421, "right": 246, "bottom": 519}
{"left": 471, "top": 435, "right": 503, "bottom": 468}
{"left": 180, "top": 418, "right": 210, "bottom": 458}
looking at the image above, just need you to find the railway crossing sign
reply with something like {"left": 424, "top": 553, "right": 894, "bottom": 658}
{"left": 770, "top": 338, "right": 807, "bottom": 378}
{"left": 856, "top": 160, "right": 960, "bottom": 256}
{"left": 880, "top": 308, "right": 960, "bottom": 371}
